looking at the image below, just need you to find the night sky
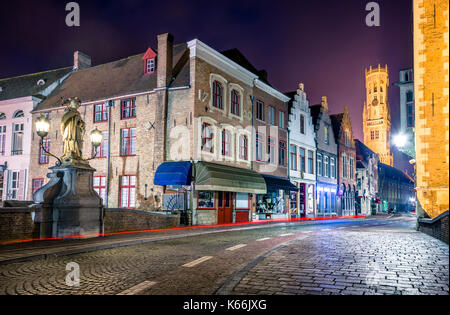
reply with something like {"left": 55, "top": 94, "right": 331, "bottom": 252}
{"left": 0, "top": 0, "right": 413, "bottom": 141}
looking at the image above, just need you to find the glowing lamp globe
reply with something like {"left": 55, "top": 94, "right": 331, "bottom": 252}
{"left": 393, "top": 134, "right": 407, "bottom": 148}
{"left": 90, "top": 127, "right": 103, "bottom": 148}
{"left": 36, "top": 114, "right": 50, "bottom": 138}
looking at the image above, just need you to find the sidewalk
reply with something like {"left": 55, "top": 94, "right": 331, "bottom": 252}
{"left": 0, "top": 215, "right": 370, "bottom": 265}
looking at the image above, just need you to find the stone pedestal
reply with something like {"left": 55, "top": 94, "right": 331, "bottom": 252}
{"left": 33, "top": 163, "right": 104, "bottom": 238}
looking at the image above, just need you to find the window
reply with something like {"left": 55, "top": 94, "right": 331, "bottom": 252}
{"left": 9, "top": 171, "right": 19, "bottom": 200}
{"left": 330, "top": 158, "right": 336, "bottom": 179}
{"left": 32, "top": 178, "right": 44, "bottom": 194}
{"left": 256, "top": 133, "right": 264, "bottom": 162}
{"left": 120, "top": 128, "right": 136, "bottom": 156}
{"left": 290, "top": 145, "right": 297, "bottom": 171}
{"left": 94, "top": 103, "right": 108, "bottom": 122}
{"left": 279, "top": 111, "right": 285, "bottom": 129}
{"left": 268, "top": 137, "right": 274, "bottom": 164}
{"left": 406, "top": 103, "right": 414, "bottom": 127}
{"left": 198, "top": 191, "right": 215, "bottom": 209}
{"left": 406, "top": 91, "right": 414, "bottom": 103}
{"left": 268, "top": 106, "right": 275, "bottom": 125}
{"left": 324, "top": 156, "right": 329, "bottom": 177}
{"left": 370, "top": 130, "right": 380, "bottom": 140}
{"left": 324, "top": 126, "right": 329, "bottom": 144}
{"left": 256, "top": 100, "right": 264, "bottom": 121}
{"left": 236, "top": 193, "right": 249, "bottom": 209}
{"left": 230, "top": 90, "right": 240, "bottom": 116}
{"left": 121, "top": 99, "right": 136, "bottom": 119}
{"left": 212, "top": 81, "right": 223, "bottom": 110}
{"left": 0, "top": 125, "right": 5, "bottom": 156}
{"left": 93, "top": 131, "right": 108, "bottom": 158}
{"left": 13, "top": 110, "right": 24, "bottom": 118}
{"left": 12, "top": 123, "right": 24, "bottom": 155}
{"left": 93, "top": 176, "right": 106, "bottom": 204}
{"left": 317, "top": 153, "right": 323, "bottom": 176}
{"left": 120, "top": 175, "right": 136, "bottom": 209}
{"left": 39, "top": 139, "right": 50, "bottom": 164}
{"left": 300, "top": 114, "right": 305, "bottom": 134}
{"left": 0, "top": 113, "right": 5, "bottom": 120}
{"left": 350, "top": 156, "right": 354, "bottom": 180}
{"left": 343, "top": 155, "right": 348, "bottom": 178}
{"left": 279, "top": 141, "right": 286, "bottom": 166}
{"left": 299, "top": 148, "right": 306, "bottom": 172}
{"left": 239, "top": 135, "right": 248, "bottom": 160}
{"left": 201, "top": 123, "right": 213, "bottom": 153}
{"left": 145, "top": 58, "right": 155, "bottom": 74}
{"left": 308, "top": 151, "right": 314, "bottom": 174}
{"left": 221, "top": 129, "right": 231, "bottom": 157}
{"left": 345, "top": 132, "right": 350, "bottom": 147}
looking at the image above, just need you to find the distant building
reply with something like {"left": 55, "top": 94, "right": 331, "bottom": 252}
{"left": 331, "top": 107, "right": 357, "bottom": 216}
{"left": 286, "top": 83, "right": 317, "bottom": 218}
{"left": 363, "top": 65, "right": 393, "bottom": 166}
{"left": 0, "top": 57, "right": 76, "bottom": 202}
{"left": 310, "top": 97, "right": 338, "bottom": 216}
{"left": 355, "top": 139, "right": 379, "bottom": 215}
{"left": 378, "top": 162, "right": 415, "bottom": 212}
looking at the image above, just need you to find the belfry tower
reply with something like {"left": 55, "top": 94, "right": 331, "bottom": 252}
{"left": 363, "top": 64, "right": 393, "bottom": 166}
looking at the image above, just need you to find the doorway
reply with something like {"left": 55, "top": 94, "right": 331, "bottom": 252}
{"left": 218, "top": 191, "right": 233, "bottom": 224}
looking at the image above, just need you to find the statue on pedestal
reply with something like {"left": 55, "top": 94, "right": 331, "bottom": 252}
{"left": 61, "top": 97, "right": 86, "bottom": 165}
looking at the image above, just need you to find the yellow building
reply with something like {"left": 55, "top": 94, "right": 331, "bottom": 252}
{"left": 363, "top": 64, "right": 393, "bottom": 166}
{"left": 413, "top": 0, "right": 449, "bottom": 219}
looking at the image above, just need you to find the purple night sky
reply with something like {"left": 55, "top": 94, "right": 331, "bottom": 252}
{"left": 0, "top": 0, "right": 413, "bottom": 141}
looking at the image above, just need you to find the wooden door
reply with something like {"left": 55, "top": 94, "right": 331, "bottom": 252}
{"left": 218, "top": 192, "right": 233, "bottom": 224}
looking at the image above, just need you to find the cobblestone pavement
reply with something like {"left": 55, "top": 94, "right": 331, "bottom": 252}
{"left": 0, "top": 215, "right": 447, "bottom": 295}
{"left": 229, "top": 219, "right": 449, "bottom": 295}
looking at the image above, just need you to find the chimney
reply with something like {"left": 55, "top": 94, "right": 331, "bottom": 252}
{"left": 321, "top": 96, "right": 328, "bottom": 110}
{"left": 157, "top": 33, "right": 174, "bottom": 88}
{"left": 73, "top": 51, "right": 91, "bottom": 71}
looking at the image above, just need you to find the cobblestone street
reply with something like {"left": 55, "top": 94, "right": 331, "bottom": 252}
{"left": 0, "top": 215, "right": 448, "bottom": 295}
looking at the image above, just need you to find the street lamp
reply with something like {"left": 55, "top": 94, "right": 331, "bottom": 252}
{"left": 393, "top": 133, "right": 408, "bottom": 148}
{"left": 35, "top": 113, "right": 103, "bottom": 165}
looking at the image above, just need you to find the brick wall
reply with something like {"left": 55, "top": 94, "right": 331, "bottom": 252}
{"left": 418, "top": 211, "right": 449, "bottom": 244}
{"left": 104, "top": 209, "right": 180, "bottom": 233}
{"left": 0, "top": 208, "right": 39, "bottom": 242}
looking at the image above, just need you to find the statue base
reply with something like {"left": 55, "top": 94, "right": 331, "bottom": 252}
{"left": 33, "top": 162, "right": 104, "bottom": 239}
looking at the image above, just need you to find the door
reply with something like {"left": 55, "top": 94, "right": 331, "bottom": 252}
{"left": 299, "top": 184, "right": 306, "bottom": 217}
{"left": 218, "top": 191, "right": 233, "bottom": 224}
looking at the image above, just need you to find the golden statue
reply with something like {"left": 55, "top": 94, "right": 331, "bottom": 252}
{"left": 61, "top": 97, "right": 85, "bottom": 163}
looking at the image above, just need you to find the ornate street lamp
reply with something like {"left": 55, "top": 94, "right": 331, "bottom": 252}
{"left": 88, "top": 127, "right": 103, "bottom": 160}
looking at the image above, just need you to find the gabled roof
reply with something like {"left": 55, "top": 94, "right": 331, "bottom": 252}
{"left": 221, "top": 48, "right": 271, "bottom": 85}
{"left": 309, "top": 104, "right": 322, "bottom": 127}
{"left": 355, "top": 139, "right": 377, "bottom": 161}
{"left": 378, "top": 162, "right": 414, "bottom": 184}
{"left": 330, "top": 113, "right": 344, "bottom": 141}
{"left": 34, "top": 43, "right": 189, "bottom": 111}
{"left": 0, "top": 67, "right": 72, "bottom": 102}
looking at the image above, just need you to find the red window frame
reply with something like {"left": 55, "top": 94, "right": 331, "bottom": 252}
{"left": 279, "top": 140, "right": 286, "bottom": 166}
{"left": 120, "top": 128, "right": 136, "bottom": 156}
{"left": 120, "top": 98, "right": 136, "bottom": 120}
{"left": 231, "top": 90, "right": 240, "bottom": 116}
{"left": 212, "top": 81, "right": 223, "bottom": 109}
{"left": 39, "top": 139, "right": 50, "bottom": 165}
{"left": 256, "top": 100, "right": 264, "bottom": 121}
{"left": 94, "top": 103, "right": 108, "bottom": 123}
{"left": 239, "top": 135, "right": 248, "bottom": 160}
{"left": 221, "top": 129, "right": 231, "bottom": 156}
{"left": 93, "top": 175, "right": 106, "bottom": 203}
{"left": 120, "top": 175, "right": 136, "bottom": 209}
{"left": 201, "top": 123, "right": 213, "bottom": 153}
{"left": 32, "top": 178, "right": 44, "bottom": 193}
{"left": 256, "top": 132, "right": 264, "bottom": 162}
{"left": 290, "top": 145, "right": 297, "bottom": 171}
{"left": 407, "top": 103, "right": 414, "bottom": 127}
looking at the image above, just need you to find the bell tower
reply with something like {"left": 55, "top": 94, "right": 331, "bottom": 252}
{"left": 363, "top": 64, "right": 393, "bottom": 166}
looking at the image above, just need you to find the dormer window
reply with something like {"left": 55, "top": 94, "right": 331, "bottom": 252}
{"left": 142, "top": 47, "right": 157, "bottom": 74}
{"left": 13, "top": 110, "right": 24, "bottom": 118}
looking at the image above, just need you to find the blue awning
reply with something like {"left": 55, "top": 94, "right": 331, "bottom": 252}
{"left": 154, "top": 161, "right": 192, "bottom": 186}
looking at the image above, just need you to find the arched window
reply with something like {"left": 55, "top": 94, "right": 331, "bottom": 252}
{"left": 0, "top": 113, "right": 5, "bottom": 120}
{"left": 212, "top": 81, "right": 223, "bottom": 109}
{"left": 13, "top": 110, "right": 24, "bottom": 118}
{"left": 239, "top": 135, "right": 248, "bottom": 160}
{"left": 230, "top": 90, "right": 240, "bottom": 116}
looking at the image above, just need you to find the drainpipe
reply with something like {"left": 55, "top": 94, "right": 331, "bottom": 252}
{"left": 249, "top": 95, "right": 255, "bottom": 172}
{"left": 105, "top": 99, "right": 114, "bottom": 209}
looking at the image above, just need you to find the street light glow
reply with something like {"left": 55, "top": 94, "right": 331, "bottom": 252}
{"left": 393, "top": 133, "right": 408, "bottom": 148}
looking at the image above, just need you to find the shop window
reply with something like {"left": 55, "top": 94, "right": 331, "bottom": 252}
{"left": 290, "top": 192, "right": 297, "bottom": 210}
{"left": 236, "top": 193, "right": 249, "bottom": 209}
{"left": 198, "top": 191, "right": 215, "bottom": 209}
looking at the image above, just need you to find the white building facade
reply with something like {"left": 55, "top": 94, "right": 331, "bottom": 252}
{"left": 287, "top": 83, "right": 317, "bottom": 218}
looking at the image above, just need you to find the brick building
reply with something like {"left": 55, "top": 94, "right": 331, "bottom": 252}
{"left": 331, "top": 106, "right": 357, "bottom": 216}
{"left": 355, "top": 139, "right": 379, "bottom": 215}
{"left": 310, "top": 97, "right": 338, "bottom": 216}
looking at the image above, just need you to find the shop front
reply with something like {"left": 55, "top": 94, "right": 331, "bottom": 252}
{"left": 290, "top": 181, "right": 316, "bottom": 218}
{"left": 255, "top": 175, "right": 298, "bottom": 220}
{"left": 316, "top": 182, "right": 338, "bottom": 216}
